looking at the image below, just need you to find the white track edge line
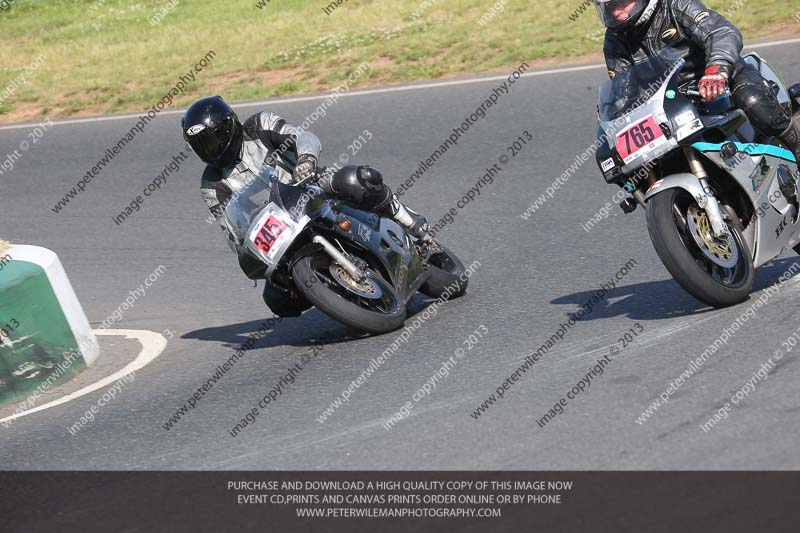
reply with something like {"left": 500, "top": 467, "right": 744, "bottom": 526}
{"left": 0, "top": 329, "right": 167, "bottom": 425}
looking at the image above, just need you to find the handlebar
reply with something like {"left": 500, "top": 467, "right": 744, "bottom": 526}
{"left": 679, "top": 84, "right": 731, "bottom": 101}
{"left": 292, "top": 168, "right": 324, "bottom": 188}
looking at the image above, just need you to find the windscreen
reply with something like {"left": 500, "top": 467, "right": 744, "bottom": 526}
{"left": 223, "top": 167, "right": 276, "bottom": 243}
{"left": 598, "top": 48, "right": 684, "bottom": 122}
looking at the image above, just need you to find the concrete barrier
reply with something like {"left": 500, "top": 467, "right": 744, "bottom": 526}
{"left": 0, "top": 242, "right": 99, "bottom": 406}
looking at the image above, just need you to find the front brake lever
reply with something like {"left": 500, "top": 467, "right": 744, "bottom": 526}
{"left": 292, "top": 169, "right": 322, "bottom": 188}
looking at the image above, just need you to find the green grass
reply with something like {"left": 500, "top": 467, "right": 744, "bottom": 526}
{"left": 0, "top": 0, "right": 797, "bottom": 122}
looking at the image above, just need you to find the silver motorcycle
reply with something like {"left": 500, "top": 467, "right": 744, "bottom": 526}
{"left": 596, "top": 48, "right": 800, "bottom": 307}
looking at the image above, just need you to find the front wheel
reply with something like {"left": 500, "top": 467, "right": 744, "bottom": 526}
{"left": 292, "top": 251, "right": 406, "bottom": 334}
{"left": 646, "top": 188, "right": 754, "bottom": 308}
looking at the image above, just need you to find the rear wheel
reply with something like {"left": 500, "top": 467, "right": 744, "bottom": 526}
{"left": 647, "top": 188, "right": 754, "bottom": 308}
{"left": 419, "top": 245, "right": 469, "bottom": 299}
{"left": 292, "top": 251, "right": 406, "bottom": 334}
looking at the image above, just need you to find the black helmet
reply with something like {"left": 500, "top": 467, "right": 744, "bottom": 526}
{"left": 182, "top": 96, "right": 243, "bottom": 167}
{"left": 595, "top": 0, "right": 658, "bottom": 31}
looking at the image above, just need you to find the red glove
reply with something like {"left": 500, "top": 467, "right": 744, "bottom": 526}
{"left": 698, "top": 65, "right": 729, "bottom": 102}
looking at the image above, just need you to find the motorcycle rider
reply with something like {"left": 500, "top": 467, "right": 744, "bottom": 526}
{"left": 594, "top": 0, "right": 800, "bottom": 160}
{"left": 182, "top": 95, "right": 430, "bottom": 316}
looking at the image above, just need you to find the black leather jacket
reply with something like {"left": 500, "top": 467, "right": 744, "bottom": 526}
{"left": 603, "top": 0, "right": 743, "bottom": 83}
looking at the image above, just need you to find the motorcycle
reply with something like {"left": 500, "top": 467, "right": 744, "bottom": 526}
{"left": 595, "top": 48, "right": 800, "bottom": 307}
{"left": 222, "top": 167, "right": 469, "bottom": 334}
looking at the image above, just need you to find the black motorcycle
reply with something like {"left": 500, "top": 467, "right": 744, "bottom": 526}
{"left": 222, "top": 167, "right": 469, "bottom": 334}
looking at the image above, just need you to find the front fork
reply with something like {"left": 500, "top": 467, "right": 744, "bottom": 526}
{"left": 312, "top": 235, "right": 367, "bottom": 281}
{"left": 684, "top": 146, "right": 728, "bottom": 238}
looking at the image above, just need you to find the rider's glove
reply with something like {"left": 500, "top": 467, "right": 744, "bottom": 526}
{"left": 698, "top": 65, "right": 729, "bottom": 102}
{"left": 293, "top": 154, "right": 318, "bottom": 185}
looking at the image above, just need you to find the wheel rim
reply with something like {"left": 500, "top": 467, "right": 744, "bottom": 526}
{"left": 328, "top": 263, "right": 383, "bottom": 299}
{"left": 686, "top": 205, "right": 739, "bottom": 268}
{"left": 669, "top": 191, "right": 750, "bottom": 289}
{"left": 309, "top": 254, "right": 401, "bottom": 315}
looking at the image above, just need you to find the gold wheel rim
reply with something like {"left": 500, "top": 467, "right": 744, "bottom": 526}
{"left": 686, "top": 206, "right": 738, "bottom": 268}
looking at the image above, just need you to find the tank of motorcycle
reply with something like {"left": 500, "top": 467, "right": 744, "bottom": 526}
{"left": 597, "top": 49, "right": 698, "bottom": 176}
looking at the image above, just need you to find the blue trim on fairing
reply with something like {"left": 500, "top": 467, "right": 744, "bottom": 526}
{"left": 692, "top": 142, "right": 796, "bottom": 163}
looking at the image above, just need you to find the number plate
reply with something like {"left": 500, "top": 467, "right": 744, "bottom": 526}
{"left": 252, "top": 215, "right": 287, "bottom": 255}
{"left": 616, "top": 115, "right": 666, "bottom": 163}
{"left": 247, "top": 205, "right": 296, "bottom": 264}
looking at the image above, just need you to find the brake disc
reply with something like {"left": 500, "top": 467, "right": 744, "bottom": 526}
{"left": 686, "top": 205, "right": 739, "bottom": 269}
{"left": 329, "top": 264, "right": 383, "bottom": 299}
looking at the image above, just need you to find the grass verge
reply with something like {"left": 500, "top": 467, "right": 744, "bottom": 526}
{"left": 0, "top": 0, "right": 797, "bottom": 123}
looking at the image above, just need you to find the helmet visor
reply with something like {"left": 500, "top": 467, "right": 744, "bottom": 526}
{"left": 595, "top": 0, "right": 644, "bottom": 30}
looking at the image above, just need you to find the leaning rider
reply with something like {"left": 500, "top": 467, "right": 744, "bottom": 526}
{"left": 181, "top": 96, "right": 431, "bottom": 316}
{"left": 594, "top": 0, "right": 800, "bottom": 160}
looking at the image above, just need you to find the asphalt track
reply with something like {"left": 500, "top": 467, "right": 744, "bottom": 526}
{"left": 1, "top": 39, "right": 800, "bottom": 470}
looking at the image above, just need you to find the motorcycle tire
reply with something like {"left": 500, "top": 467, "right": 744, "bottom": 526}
{"left": 419, "top": 245, "right": 469, "bottom": 299}
{"left": 647, "top": 188, "right": 754, "bottom": 308}
{"left": 292, "top": 250, "right": 406, "bottom": 334}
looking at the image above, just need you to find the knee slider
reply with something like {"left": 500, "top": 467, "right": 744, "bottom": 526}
{"left": 262, "top": 280, "right": 309, "bottom": 318}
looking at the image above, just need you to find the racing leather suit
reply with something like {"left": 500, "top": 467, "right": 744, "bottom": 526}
{"left": 603, "top": 0, "right": 800, "bottom": 156}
